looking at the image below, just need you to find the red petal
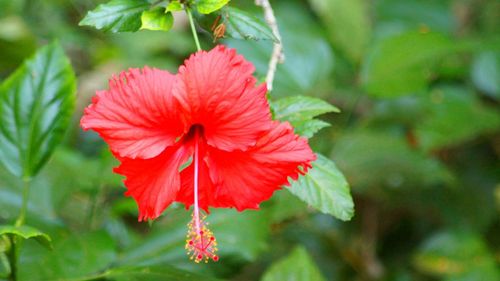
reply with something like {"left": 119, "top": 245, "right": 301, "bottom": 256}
{"left": 175, "top": 45, "right": 271, "bottom": 152}
{"left": 114, "top": 143, "right": 192, "bottom": 221}
{"left": 81, "top": 67, "right": 186, "bottom": 159}
{"left": 205, "top": 122, "right": 316, "bottom": 210}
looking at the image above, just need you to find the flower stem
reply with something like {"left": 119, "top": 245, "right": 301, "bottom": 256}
{"left": 15, "top": 179, "right": 30, "bottom": 227}
{"left": 8, "top": 179, "right": 30, "bottom": 281}
{"left": 185, "top": 6, "right": 202, "bottom": 51}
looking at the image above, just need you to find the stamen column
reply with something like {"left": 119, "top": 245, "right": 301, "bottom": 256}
{"left": 185, "top": 127, "right": 219, "bottom": 263}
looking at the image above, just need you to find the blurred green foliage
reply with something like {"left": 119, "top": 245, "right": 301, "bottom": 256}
{"left": 0, "top": 0, "right": 499, "bottom": 280}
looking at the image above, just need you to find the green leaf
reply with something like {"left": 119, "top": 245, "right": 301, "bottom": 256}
{"left": 19, "top": 231, "right": 117, "bottom": 280}
{"left": 0, "top": 42, "right": 76, "bottom": 179}
{"left": 141, "top": 8, "right": 174, "bottom": 31}
{"left": 166, "top": 1, "right": 183, "bottom": 12}
{"left": 471, "top": 51, "right": 499, "bottom": 100}
{"left": 0, "top": 225, "right": 51, "bottom": 249}
{"left": 226, "top": 2, "right": 335, "bottom": 99}
{"left": 293, "top": 119, "right": 331, "bottom": 139}
{"left": 119, "top": 208, "right": 269, "bottom": 267}
{"left": 414, "top": 231, "right": 500, "bottom": 280}
{"left": 272, "top": 96, "right": 339, "bottom": 138}
{"left": 332, "top": 130, "right": 453, "bottom": 193}
{"left": 361, "top": 31, "right": 460, "bottom": 97}
{"left": 261, "top": 246, "right": 327, "bottom": 281}
{"left": 375, "top": 0, "right": 455, "bottom": 34}
{"left": 222, "top": 7, "right": 277, "bottom": 42}
{"left": 268, "top": 189, "right": 308, "bottom": 223}
{"left": 196, "top": 0, "right": 230, "bottom": 14}
{"left": 104, "top": 265, "right": 222, "bottom": 281}
{"left": 309, "top": 0, "right": 371, "bottom": 62}
{"left": 272, "top": 96, "right": 340, "bottom": 122}
{"left": 288, "top": 154, "right": 354, "bottom": 221}
{"left": 211, "top": 209, "right": 269, "bottom": 261}
{"left": 79, "top": 0, "right": 150, "bottom": 33}
{"left": 415, "top": 86, "right": 500, "bottom": 151}
{"left": 0, "top": 236, "right": 10, "bottom": 253}
{"left": 0, "top": 252, "right": 10, "bottom": 278}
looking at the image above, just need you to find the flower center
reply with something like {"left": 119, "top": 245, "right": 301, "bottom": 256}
{"left": 185, "top": 125, "right": 218, "bottom": 263}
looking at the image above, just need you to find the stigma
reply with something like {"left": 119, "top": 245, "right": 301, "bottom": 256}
{"left": 185, "top": 212, "right": 219, "bottom": 263}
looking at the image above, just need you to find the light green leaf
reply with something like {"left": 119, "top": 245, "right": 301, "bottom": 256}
{"left": 79, "top": 0, "right": 150, "bottom": 32}
{"left": 196, "top": 0, "right": 230, "bottom": 14}
{"left": 271, "top": 96, "right": 339, "bottom": 138}
{"left": 0, "top": 42, "right": 76, "bottom": 179}
{"left": 0, "top": 225, "right": 51, "bottom": 249}
{"left": 166, "top": 0, "right": 183, "bottom": 12}
{"left": 288, "top": 154, "right": 354, "bottom": 221}
{"left": 414, "top": 231, "right": 500, "bottom": 280}
{"left": 141, "top": 8, "right": 174, "bottom": 31}
{"left": 273, "top": 96, "right": 340, "bottom": 122}
{"left": 471, "top": 51, "right": 499, "bottom": 100}
{"left": 293, "top": 119, "right": 331, "bottom": 139}
{"left": 0, "top": 252, "right": 10, "bottom": 278}
{"left": 0, "top": 236, "right": 10, "bottom": 253}
{"left": 361, "top": 31, "right": 460, "bottom": 97}
{"left": 261, "top": 246, "right": 327, "bottom": 281}
{"left": 104, "top": 265, "right": 221, "bottom": 281}
{"left": 309, "top": 0, "right": 371, "bottom": 62}
{"left": 223, "top": 7, "right": 277, "bottom": 42}
{"left": 415, "top": 86, "right": 500, "bottom": 151}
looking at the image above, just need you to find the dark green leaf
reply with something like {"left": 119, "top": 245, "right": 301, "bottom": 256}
{"left": 414, "top": 231, "right": 500, "bottom": 280}
{"left": 361, "top": 31, "right": 461, "bottom": 97}
{"left": 79, "top": 0, "right": 150, "bottom": 33}
{"left": 104, "top": 265, "right": 222, "bottom": 281}
{"left": 309, "top": 0, "right": 371, "bottom": 62}
{"left": 415, "top": 86, "right": 500, "bottom": 151}
{"left": 119, "top": 208, "right": 269, "bottom": 267}
{"left": 332, "top": 130, "right": 453, "bottom": 193}
{"left": 141, "top": 8, "right": 174, "bottom": 32}
{"left": 196, "top": 0, "right": 229, "bottom": 14}
{"left": 267, "top": 189, "right": 308, "bottom": 223}
{"left": 0, "top": 225, "right": 51, "bottom": 249}
{"left": 288, "top": 154, "right": 354, "bottom": 221}
{"left": 375, "top": 0, "right": 455, "bottom": 34}
{"left": 261, "top": 246, "right": 327, "bottom": 281}
{"left": 211, "top": 209, "right": 270, "bottom": 261}
{"left": 271, "top": 96, "right": 339, "bottom": 138}
{"left": 226, "top": 2, "right": 335, "bottom": 98}
{"left": 19, "top": 231, "right": 116, "bottom": 280}
{"left": 0, "top": 42, "right": 76, "bottom": 178}
{"left": 223, "top": 7, "right": 277, "bottom": 42}
{"left": 471, "top": 51, "right": 499, "bottom": 100}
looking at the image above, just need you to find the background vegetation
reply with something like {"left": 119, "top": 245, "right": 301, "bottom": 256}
{"left": 0, "top": 0, "right": 499, "bottom": 280}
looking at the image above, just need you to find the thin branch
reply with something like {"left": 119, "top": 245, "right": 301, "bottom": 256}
{"left": 255, "top": 0, "right": 284, "bottom": 91}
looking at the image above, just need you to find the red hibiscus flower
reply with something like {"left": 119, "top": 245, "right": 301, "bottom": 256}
{"left": 81, "top": 45, "right": 316, "bottom": 262}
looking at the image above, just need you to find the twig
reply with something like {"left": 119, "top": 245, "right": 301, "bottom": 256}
{"left": 255, "top": 0, "right": 284, "bottom": 91}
